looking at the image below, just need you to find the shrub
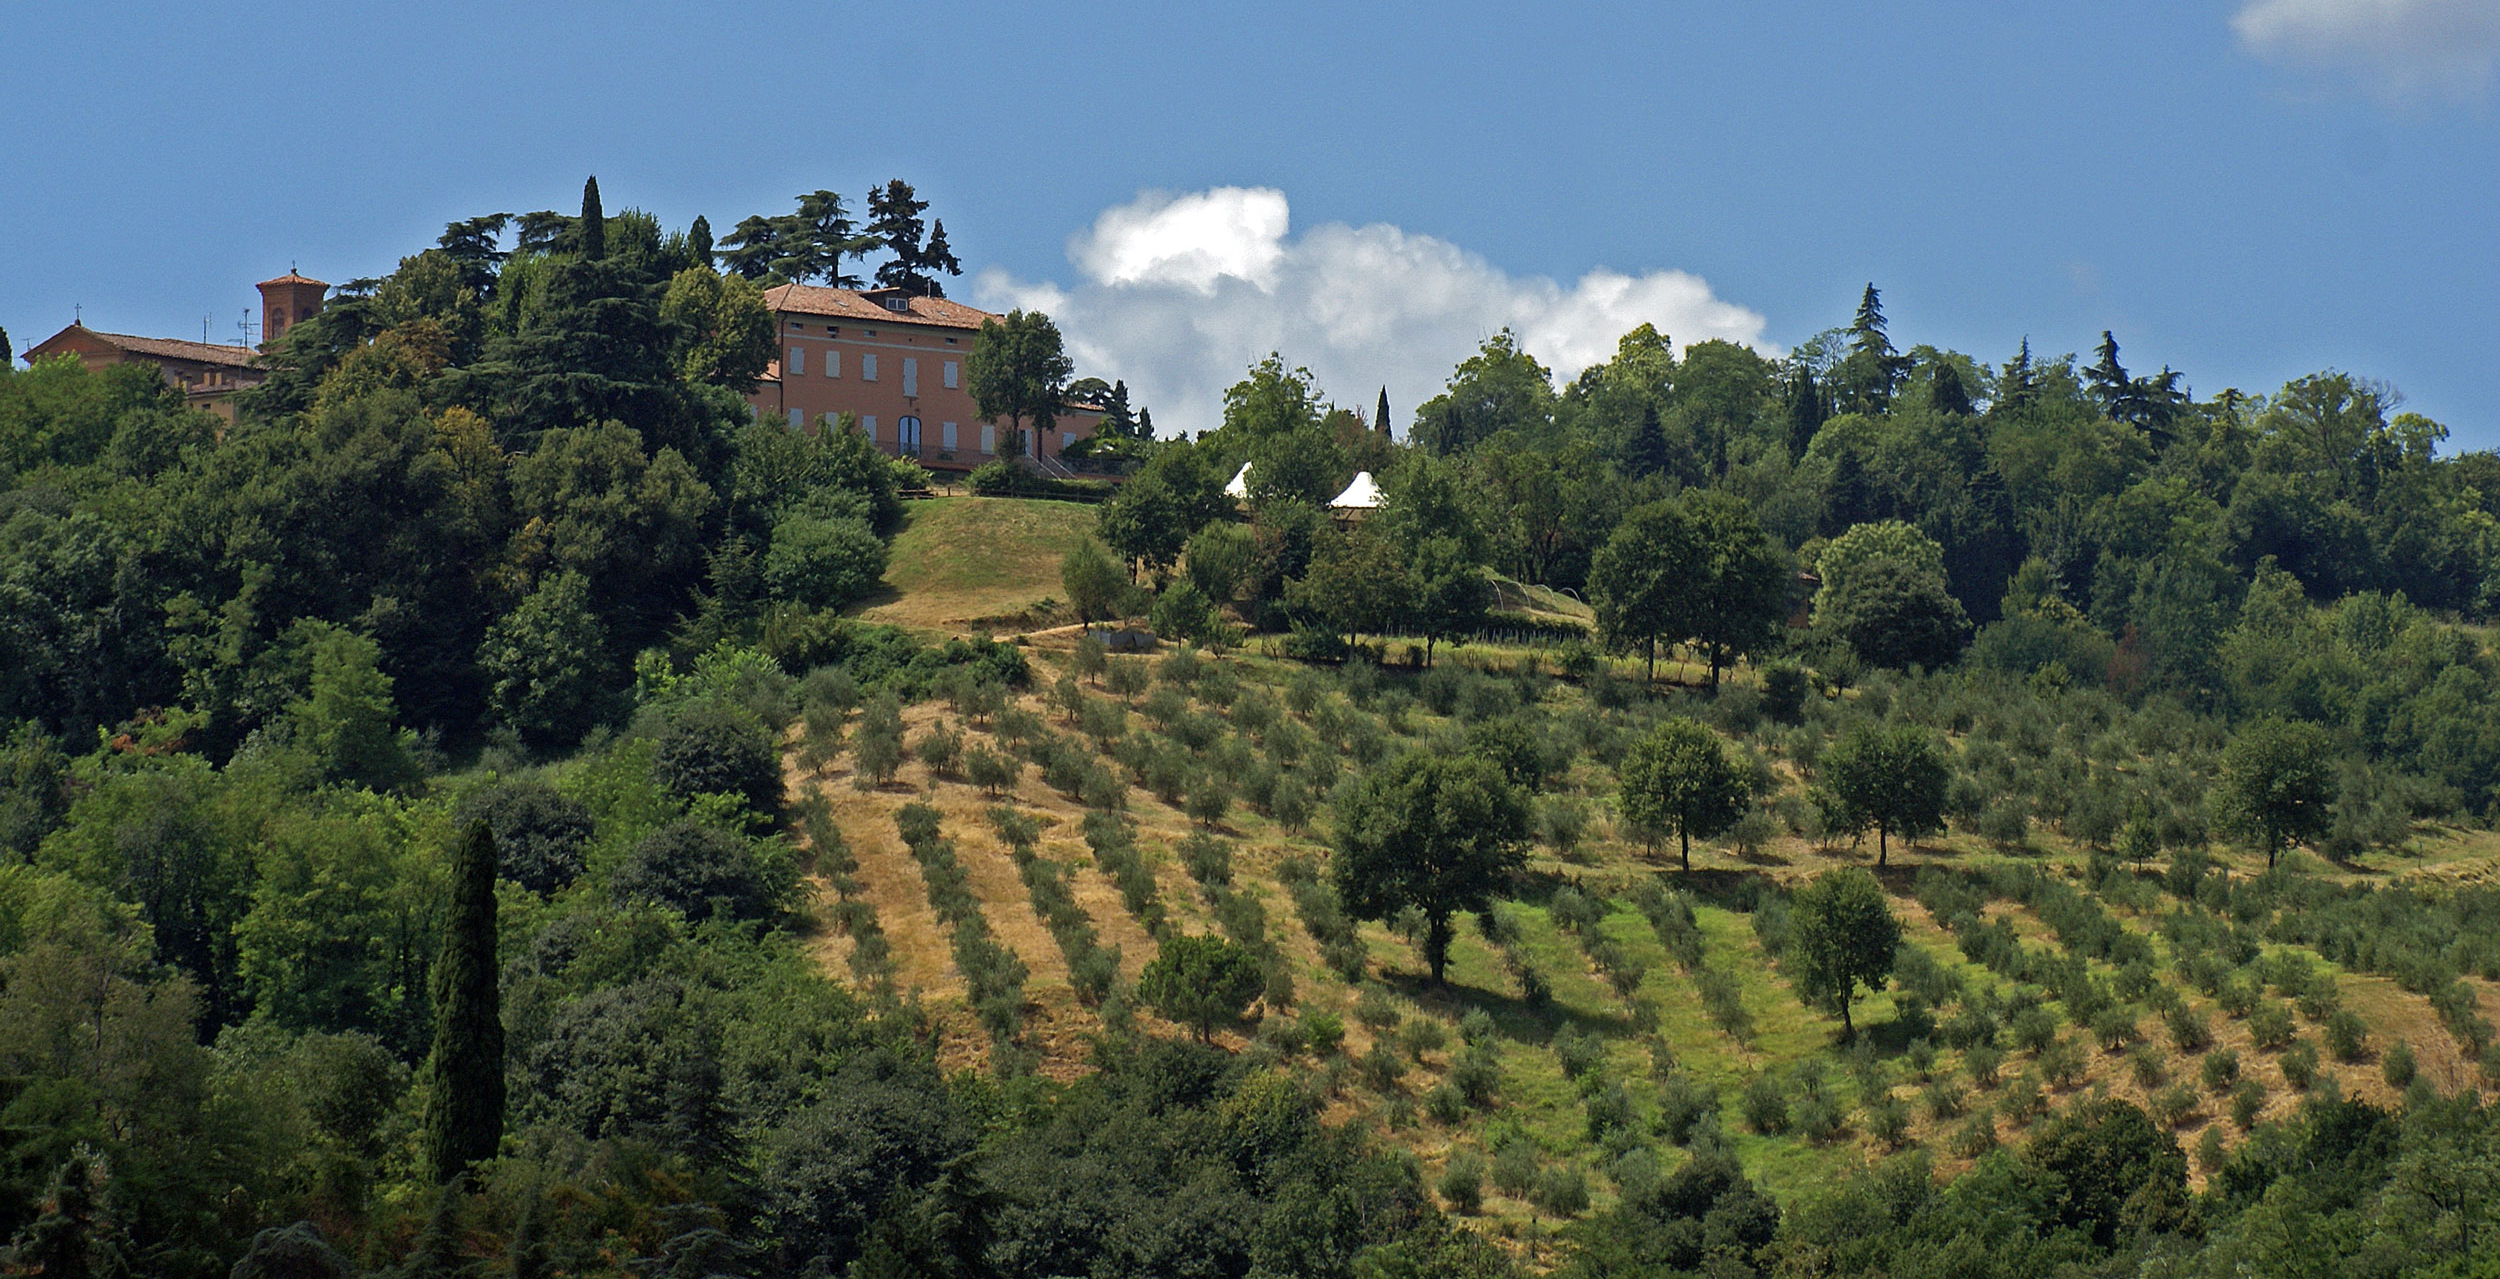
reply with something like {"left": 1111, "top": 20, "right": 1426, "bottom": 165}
{"left": 612, "top": 818, "right": 786, "bottom": 923}
{"left": 2128, "top": 1044, "right": 2167, "bottom": 1089}
{"left": 1949, "top": 1106, "right": 1999, "bottom": 1158}
{"left": 2093, "top": 1007, "right": 2138, "bottom": 1054}
{"left": 2149, "top": 1083, "right": 2198, "bottom": 1129}
{"left": 2001, "top": 1073, "right": 2046, "bottom": 1126}
{"left": 1438, "top": 1150, "right": 1486, "bottom": 1213}
{"left": 1743, "top": 1072, "right": 1793, "bottom": 1134}
{"left": 2281, "top": 1040, "right": 2320, "bottom": 1091}
{"left": 1795, "top": 1092, "right": 1846, "bottom": 1144}
{"left": 1360, "top": 1040, "right": 1408, "bottom": 1091}
{"left": 2201, "top": 1049, "right": 2242, "bottom": 1093}
{"left": 2165, "top": 1004, "right": 2213, "bottom": 1053}
{"left": 2230, "top": 1079, "right": 2269, "bottom": 1130}
{"left": 1400, "top": 1017, "right": 1449, "bottom": 1060}
{"left": 1867, "top": 1094, "right": 1911, "bottom": 1148}
{"left": 1966, "top": 1041, "right": 2005, "bottom": 1088}
{"left": 1554, "top": 1026, "right": 1606, "bottom": 1080}
{"left": 914, "top": 720, "right": 963, "bottom": 776}
{"left": 2383, "top": 1039, "right": 2417, "bottom": 1089}
{"left": 1655, "top": 1072, "right": 1717, "bottom": 1145}
{"left": 762, "top": 514, "right": 885, "bottom": 609}
{"left": 2198, "top": 1124, "right": 2228, "bottom": 1173}
{"left": 1491, "top": 1138, "right": 1540, "bottom": 1197}
{"left": 1302, "top": 1011, "right": 1346, "bottom": 1057}
{"left": 2012, "top": 1005, "right": 2061, "bottom": 1056}
{"left": 2297, "top": 972, "right": 2343, "bottom": 1021}
{"left": 1531, "top": 1166, "right": 1591, "bottom": 1218}
{"left": 1451, "top": 1042, "right": 1502, "bottom": 1107}
{"left": 2326, "top": 1009, "right": 2370, "bottom": 1062}
{"left": 1923, "top": 1079, "right": 1967, "bottom": 1122}
{"left": 2041, "top": 1038, "right": 2086, "bottom": 1089}
{"left": 653, "top": 699, "right": 783, "bottom": 814}
{"left": 2249, "top": 1002, "right": 2297, "bottom": 1053}
{"left": 461, "top": 778, "right": 591, "bottom": 895}
{"left": 1354, "top": 985, "right": 1402, "bottom": 1032}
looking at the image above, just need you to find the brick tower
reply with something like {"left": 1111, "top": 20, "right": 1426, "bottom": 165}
{"left": 257, "top": 271, "right": 328, "bottom": 349}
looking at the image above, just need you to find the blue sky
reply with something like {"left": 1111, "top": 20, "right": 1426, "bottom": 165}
{"left": 5, "top": 0, "right": 2495, "bottom": 445}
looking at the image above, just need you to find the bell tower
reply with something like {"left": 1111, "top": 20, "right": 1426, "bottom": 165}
{"left": 257, "top": 270, "right": 329, "bottom": 349}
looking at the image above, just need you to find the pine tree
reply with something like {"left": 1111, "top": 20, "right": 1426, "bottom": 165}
{"left": 1842, "top": 283, "right": 1909, "bottom": 413}
{"left": 1995, "top": 338, "right": 2038, "bottom": 416}
{"left": 1136, "top": 405, "right": 1154, "bottom": 439}
{"left": 687, "top": 215, "right": 713, "bottom": 271}
{"left": 2086, "top": 331, "right": 2131, "bottom": 420}
{"left": 3, "top": 1150, "right": 125, "bottom": 1279}
{"left": 421, "top": 821, "right": 505, "bottom": 1186}
{"left": 1376, "top": 387, "right": 1394, "bottom": 439}
{"left": 920, "top": 219, "right": 962, "bottom": 294}
{"left": 579, "top": 177, "right": 605, "bottom": 261}
{"left": 718, "top": 215, "right": 783, "bottom": 280}
{"left": 868, "top": 179, "right": 932, "bottom": 291}
{"left": 1625, "top": 402, "right": 1671, "bottom": 478}
{"left": 1103, "top": 380, "right": 1136, "bottom": 437}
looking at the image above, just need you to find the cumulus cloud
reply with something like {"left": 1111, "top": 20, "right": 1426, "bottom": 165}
{"left": 975, "top": 187, "right": 1770, "bottom": 437}
{"left": 2233, "top": 0, "right": 2500, "bottom": 100}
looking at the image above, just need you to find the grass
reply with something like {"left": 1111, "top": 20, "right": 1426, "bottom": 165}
{"left": 854, "top": 496, "right": 1103, "bottom": 630}
{"left": 791, "top": 517, "right": 2500, "bottom": 1224}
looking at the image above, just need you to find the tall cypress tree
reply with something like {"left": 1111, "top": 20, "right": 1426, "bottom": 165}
{"left": 687, "top": 215, "right": 713, "bottom": 271}
{"left": 579, "top": 177, "right": 606, "bottom": 261}
{"left": 1785, "top": 364, "right": 1825, "bottom": 460}
{"left": 421, "top": 821, "right": 505, "bottom": 1186}
{"left": 1376, "top": 387, "right": 1394, "bottom": 439}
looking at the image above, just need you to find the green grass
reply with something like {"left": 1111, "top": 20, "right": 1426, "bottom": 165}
{"left": 856, "top": 496, "right": 1102, "bottom": 629}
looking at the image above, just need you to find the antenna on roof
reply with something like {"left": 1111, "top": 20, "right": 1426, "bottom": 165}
{"left": 237, "top": 309, "right": 258, "bottom": 349}
{"left": 74, "top": 304, "right": 82, "bottom": 324}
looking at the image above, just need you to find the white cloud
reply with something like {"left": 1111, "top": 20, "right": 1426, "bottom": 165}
{"left": 976, "top": 186, "right": 1770, "bottom": 437}
{"left": 2233, "top": 0, "right": 2500, "bottom": 100}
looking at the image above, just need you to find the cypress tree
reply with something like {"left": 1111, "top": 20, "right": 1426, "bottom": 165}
{"left": 1137, "top": 405, "right": 1154, "bottom": 439}
{"left": 1786, "top": 364, "right": 1825, "bottom": 460}
{"left": 1, "top": 326, "right": 12, "bottom": 365}
{"left": 579, "top": 176, "right": 606, "bottom": 261}
{"left": 421, "top": 821, "right": 505, "bottom": 1186}
{"left": 687, "top": 215, "right": 713, "bottom": 271}
{"left": 1376, "top": 387, "right": 1394, "bottom": 438}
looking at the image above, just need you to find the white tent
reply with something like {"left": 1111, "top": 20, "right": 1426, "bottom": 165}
{"left": 1224, "top": 461, "right": 1252, "bottom": 500}
{"left": 1326, "top": 470, "right": 1383, "bottom": 510}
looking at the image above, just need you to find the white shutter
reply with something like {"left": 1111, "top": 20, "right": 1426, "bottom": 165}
{"left": 787, "top": 346, "right": 804, "bottom": 376}
{"left": 787, "top": 408, "right": 803, "bottom": 430}
{"left": 942, "top": 421, "right": 958, "bottom": 449}
{"left": 980, "top": 423, "right": 995, "bottom": 454}
{"left": 863, "top": 415, "right": 878, "bottom": 440}
{"left": 902, "top": 358, "right": 918, "bottom": 396}
{"left": 826, "top": 349, "right": 841, "bottom": 378}
{"left": 862, "top": 353, "right": 878, "bottom": 382}
{"left": 943, "top": 360, "right": 959, "bottom": 389}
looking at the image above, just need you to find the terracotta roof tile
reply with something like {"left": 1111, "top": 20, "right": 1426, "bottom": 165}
{"left": 69, "top": 328, "right": 261, "bottom": 368}
{"left": 257, "top": 271, "right": 328, "bottom": 288}
{"left": 764, "top": 284, "right": 996, "bottom": 331}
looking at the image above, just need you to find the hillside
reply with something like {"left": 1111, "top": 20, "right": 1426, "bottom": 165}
{"left": 786, "top": 598, "right": 2500, "bottom": 1250}
{"left": 852, "top": 496, "right": 1102, "bottom": 631}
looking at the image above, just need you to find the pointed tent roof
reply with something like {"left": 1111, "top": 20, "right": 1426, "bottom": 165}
{"left": 1224, "top": 461, "right": 1252, "bottom": 499}
{"left": 1327, "top": 471, "right": 1383, "bottom": 510}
